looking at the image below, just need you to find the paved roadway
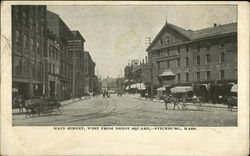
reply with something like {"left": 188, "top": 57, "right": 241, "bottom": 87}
{"left": 13, "top": 95, "right": 237, "bottom": 126}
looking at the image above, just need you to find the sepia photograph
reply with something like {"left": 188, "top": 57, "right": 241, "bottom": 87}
{"left": 1, "top": 1, "right": 249, "bottom": 156}
{"left": 11, "top": 4, "right": 238, "bottom": 126}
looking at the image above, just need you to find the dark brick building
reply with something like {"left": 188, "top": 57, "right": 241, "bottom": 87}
{"left": 67, "top": 30, "right": 85, "bottom": 98}
{"left": 46, "top": 10, "right": 74, "bottom": 100}
{"left": 12, "top": 5, "right": 47, "bottom": 99}
{"left": 83, "top": 51, "right": 96, "bottom": 93}
{"left": 146, "top": 22, "right": 237, "bottom": 87}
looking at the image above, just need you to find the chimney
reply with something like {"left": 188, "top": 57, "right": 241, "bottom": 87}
{"left": 214, "top": 23, "right": 217, "bottom": 27}
{"left": 140, "top": 60, "right": 141, "bottom": 66}
{"left": 145, "top": 56, "right": 148, "bottom": 63}
{"left": 142, "top": 59, "right": 144, "bottom": 64}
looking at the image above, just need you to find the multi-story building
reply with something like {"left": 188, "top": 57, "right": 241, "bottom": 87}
{"left": 146, "top": 22, "right": 237, "bottom": 88}
{"left": 46, "top": 10, "right": 74, "bottom": 100}
{"left": 83, "top": 51, "right": 96, "bottom": 93}
{"left": 45, "top": 31, "right": 62, "bottom": 100}
{"left": 67, "top": 30, "right": 85, "bottom": 98}
{"left": 12, "top": 5, "right": 47, "bottom": 99}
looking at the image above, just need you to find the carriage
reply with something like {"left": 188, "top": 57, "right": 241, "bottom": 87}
{"left": 226, "top": 84, "right": 237, "bottom": 111}
{"left": 24, "top": 97, "right": 61, "bottom": 117}
{"left": 160, "top": 86, "right": 204, "bottom": 110}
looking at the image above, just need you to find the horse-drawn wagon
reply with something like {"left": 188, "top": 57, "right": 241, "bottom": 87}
{"left": 24, "top": 98, "right": 61, "bottom": 117}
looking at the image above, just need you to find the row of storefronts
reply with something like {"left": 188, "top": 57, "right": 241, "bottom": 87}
{"left": 124, "top": 21, "right": 237, "bottom": 98}
{"left": 12, "top": 5, "right": 100, "bottom": 101}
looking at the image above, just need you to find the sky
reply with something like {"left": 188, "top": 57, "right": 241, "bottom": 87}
{"left": 47, "top": 5, "right": 237, "bottom": 79}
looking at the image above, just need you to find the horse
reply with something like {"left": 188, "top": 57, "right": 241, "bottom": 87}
{"left": 24, "top": 98, "right": 45, "bottom": 117}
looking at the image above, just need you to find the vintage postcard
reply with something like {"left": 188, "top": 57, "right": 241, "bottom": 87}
{"left": 1, "top": 1, "right": 249, "bottom": 156}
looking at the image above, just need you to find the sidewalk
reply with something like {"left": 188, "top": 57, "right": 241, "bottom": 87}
{"left": 60, "top": 96, "right": 90, "bottom": 106}
{"left": 125, "top": 93, "right": 230, "bottom": 109}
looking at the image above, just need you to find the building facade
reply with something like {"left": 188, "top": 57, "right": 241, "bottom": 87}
{"left": 146, "top": 22, "right": 237, "bottom": 87}
{"left": 46, "top": 10, "right": 74, "bottom": 100}
{"left": 67, "top": 31, "right": 85, "bottom": 98}
{"left": 12, "top": 5, "right": 47, "bottom": 99}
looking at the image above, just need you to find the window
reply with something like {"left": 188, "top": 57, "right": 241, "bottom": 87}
{"left": 177, "top": 73, "right": 181, "bottom": 83}
{"left": 220, "top": 53, "right": 225, "bottom": 63}
{"left": 206, "top": 45, "right": 210, "bottom": 51}
{"left": 185, "top": 57, "right": 189, "bottom": 67}
{"left": 49, "top": 63, "right": 52, "bottom": 73}
{"left": 36, "top": 21, "right": 39, "bottom": 32}
{"left": 15, "top": 30, "right": 20, "bottom": 45}
{"left": 166, "top": 60, "right": 170, "bottom": 69}
{"left": 22, "top": 59, "right": 29, "bottom": 77}
{"left": 176, "top": 58, "right": 180, "bottom": 67}
{"left": 196, "top": 72, "right": 200, "bottom": 81}
{"left": 30, "top": 17, "right": 34, "bottom": 30}
{"left": 23, "top": 34, "right": 27, "bottom": 49}
{"left": 36, "top": 42, "right": 40, "bottom": 55}
{"left": 53, "top": 64, "right": 55, "bottom": 74}
{"left": 196, "top": 55, "right": 200, "bottom": 66}
{"left": 206, "top": 71, "right": 211, "bottom": 81}
{"left": 185, "top": 73, "right": 189, "bottom": 83}
{"left": 186, "top": 45, "right": 189, "bottom": 53}
{"left": 177, "top": 47, "right": 180, "bottom": 55}
{"left": 31, "top": 38, "right": 34, "bottom": 52}
{"left": 157, "top": 51, "right": 160, "bottom": 57}
{"left": 31, "top": 61, "right": 36, "bottom": 79}
{"left": 160, "top": 38, "right": 163, "bottom": 45}
{"left": 220, "top": 70, "right": 225, "bottom": 80}
{"left": 165, "top": 36, "right": 170, "bottom": 44}
{"left": 206, "top": 54, "right": 210, "bottom": 65}
{"left": 22, "top": 11, "right": 27, "bottom": 26}
{"left": 157, "top": 62, "right": 160, "bottom": 69}
{"left": 219, "top": 42, "right": 224, "bottom": 48}
{"left": 166, "top": 50, "right": 170, "bottom": 56}
{"left": 13, "top": 56, "right": 22, "bottom": 76}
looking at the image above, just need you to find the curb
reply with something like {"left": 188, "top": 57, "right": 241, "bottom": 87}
{"left": 133, "top": 97, "right": 233, "bottom": 109}
{"left": 60, "top": 97, "right": 90, "bottom": 106}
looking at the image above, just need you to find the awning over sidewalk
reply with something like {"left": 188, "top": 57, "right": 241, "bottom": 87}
{"left": 231, "top": 84, "right": 238, "bottom": 93}
{"left": 12, "top": 88, "right": 18, "bottom": 93}
{"left": 170, "top": 86, "right": 192, "bottom": 93}
{"left": 157, "top": 87, "right": 165, "bottom": 91}
{"left": 126, "top": 83, "right": 146, "bottom": 90}
{"left": 159, "top": 70, "right": 176, "bottom": 77}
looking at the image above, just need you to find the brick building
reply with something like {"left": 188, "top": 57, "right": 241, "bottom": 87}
{"left": 45, "top": 31, "right": 62, "bottom": 100}
{"left": 46, "top": 10, "right": 74, "bottom": 100}
{"left": 83, "top": 51, "right": 96, "bottom": 93}
{"left": 12, "top": 5, "right": 47, "bottom": 99}
{"left": 67, "top": 31, "right": 85, "bottom": 98}
{"left": 146, "top": 22, "right": 237, "bottom": 88}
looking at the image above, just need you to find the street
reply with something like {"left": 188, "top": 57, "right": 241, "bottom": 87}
{"left": 13, "top": 95, "right": 237, "bottom": 126}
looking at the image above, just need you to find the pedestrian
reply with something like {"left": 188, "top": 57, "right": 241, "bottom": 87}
{"left": 206, "top": 83, "right": 211, "bottom": 103}
{"left": 18, "top": 95, "right": 24, "bottom": 112}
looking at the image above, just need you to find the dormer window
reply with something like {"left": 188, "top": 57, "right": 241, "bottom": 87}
{"left": 165, "top": 36, "right": 170, "bottom": 44}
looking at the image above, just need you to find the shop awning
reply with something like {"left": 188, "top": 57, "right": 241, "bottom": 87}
{"left": 12, "top": 88, "right": 18, "bottom": 93}
{"left": 231, "top": 85, "right": 238, "bottom": 93}
{"left": 157, "top": 87, "right": 165, "bottom": 91}
{"left": 159, "top": 70, "right": 176, "bottom": 77}
{"left": 137, "top": 83, "right": 146, "bottom": 90}
{"left": 170, "top": 86, "right": 192, "bottom": 93}
{"left": 131, "top": 84, "right": 137, "bottom": 89}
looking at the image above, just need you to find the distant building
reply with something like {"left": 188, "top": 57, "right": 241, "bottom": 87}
{"left": 12, "top": 5, "right": 47, "bottom": 99}
{"left": 146, "top": 22, "right": 237, "bottom": 87}
{"left": 83, "top": 51, "right": 96, "bottom": 93}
